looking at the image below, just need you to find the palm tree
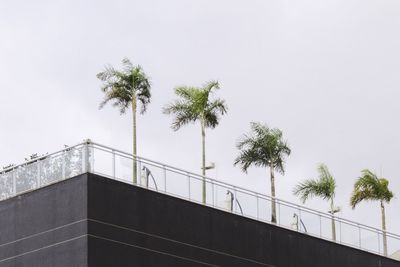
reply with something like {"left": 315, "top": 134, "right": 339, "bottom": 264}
{"left": 234, "top": 122, "right": 291, "bottom": 223}
{"left": 293, "top": 164, "right": 338, "bottom": 241}
{"left": 350, "top": 169, "right": 394, "bottom": 256}
{"left": 163, "top": 81, "right": 227, "bottom": 204}
{"left": 97, "top": 58, "right": 151, "bottom": 184}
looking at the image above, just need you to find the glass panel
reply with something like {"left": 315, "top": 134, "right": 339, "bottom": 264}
{"left": 257, "top": 196, "right": 272, "bottom": 223}
{"left": 213, "top": 183, "right": 231, "bottom": 212}
{"left": 387, "top": 234, "right": 400, "bottom": 257}
{"left": 40, "top": 154, "right": 63, "bottom": 186}
{"left": 92, "top": 148, "right": 113, "bottom": 177}
{"left": 298, "top": 211, "right": 321, "bottom": 237}
{"left": 360, "top": 228, "right": 379, "bottom": 254}
{"left": 0, "top": 172, "right": 14, "bottom": 200}
{"left": 15, "top": 163, "right": 38, "bottom": 194}
{"left": 64, "top": 146, "right": 84, "bottom": 178}
{"left": 320, "top": 215, "right": 333, "bottom": 240}
{"left": 278, "top": 202, "right": 299, "bottom": 230}
{"left": 189, "top": 176, "right": 202, "bottom": 203}
{"left": 165, "top": 169, "right": 188, "bottom": 199}
{"left": 204, "top": 179, "right": 214, "bottom": 206}
{"left": 339, "top": 221, "right": 359, "bottom": 247}
{"left": 235, "top": 190, "right": 257, "bottom": 218}
{"left": 115, "top": 154, "right": 134, "bottom": 183}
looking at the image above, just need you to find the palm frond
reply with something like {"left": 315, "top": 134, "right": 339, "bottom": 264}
{"left": 203, "top": 98, "right": 227, "bottom": 129}
{"left": 135, "top": 70, "right": 151, "bottom": 114}
{"left": 294, "top": 179, "right": 324, "bottom": 203}
{"left": 175, "top": 86, "right": 197, "bottom": 100}
{"left": 96, "top": 65, "right": 119, "bottom": 82}
{"left": 164, "top": 80, "right": 227, "bottom": 131}
{"left": 99, "top": 83, "right": 131, "bottom": 114}
{"left": 207, "top": 98, "right": 227, "bottom": 115}
{"left": 350, "top": 169, "right": 394, "bottom": 209}
{"left": 234, "top": 148, "right": 265, "bottom": 173}
{"left": 97, "top": 59, "right": 151, "bottom": 115}
{"left": 122, "top": 58, "right": 133, "bottom": 73}
{"left": 293, "top": 164, "right": 336, "bottom": 203}
{"left": 163, "top": 101, "right": 198, "bottom": 130}
{"left": 234, "top": 122, "right": 290, "bottom": 174}
{"left": 203, "top": 80, "right": 220, "bottom": 94}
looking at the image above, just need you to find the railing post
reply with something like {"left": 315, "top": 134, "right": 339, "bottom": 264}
{"left": 378, "top": 232, "right": 381, "bottom": 254}
{"left": 298, "top": 208, "right": 301, "bottom": 232}
{"left": 278, "top": 201, "right": 281, "bottom": 225}
{"left": 187, "top": 174, "right": 191, "bottom": 200}
{"left": 138, "top": 160, "right": 142, "bottom": 187}
{"left": 234, "top": 188, "right": 238, "bottom": 213}
{"left": 82, "top": 145, "right": 87, "bottom": 173}
{"left": 163, "top": 166, "right": 167, "bottom": 192}
{"left": 112, "top": 150, "right": 116, "bottom": 179}
{"left": 62, "top": 151, "right": 66, "bottom": 179}
{"left": 319, "top": 215, "right": 322, "bottom": 238}
{"left": 211, "top": 180, "right": 215, "bottom": 207}
{"left": 12, "top": 171, "right": 16, "bottom": 196}
{"left": 89, "top": 144, "right": 94, "bottom": 173}
{"left": 256, "top": 194, "right": 259, "bottom": 220}
{"left": 37, "top": 161, "right": 41, "bottom": 188}
{"left": 82, "top": 139, "right": 91, "bottom": 173}
{"left": 216, "top": 185, "right": 220, "bottom": 209}
{"left": 358, "top": 225, "right": 362, "bottom": 248}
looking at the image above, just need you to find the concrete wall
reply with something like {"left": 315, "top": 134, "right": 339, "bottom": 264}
{"left": 86, "top": 173, "right": 400, "bottom": 267}
{"left": 0, "top": 173, "right": 399, "bottom": 266}
{"left": 0, "top": 175, "right": 88, "bottom": 267}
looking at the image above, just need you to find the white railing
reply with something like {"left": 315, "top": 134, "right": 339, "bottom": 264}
{"left": 1, "top": 141, "right": 400, "bottom": 259}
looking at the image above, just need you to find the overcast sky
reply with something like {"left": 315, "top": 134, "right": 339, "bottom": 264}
{"left": 1, "top": 0, "right": 400, "bottom": 239}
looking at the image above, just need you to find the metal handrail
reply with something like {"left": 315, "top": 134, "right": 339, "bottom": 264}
{"left": 89, "top": 142, "right": 400, "bottom": 239}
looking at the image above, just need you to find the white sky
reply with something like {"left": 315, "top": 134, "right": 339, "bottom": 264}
{"left": 1, "top": 0, "right": 400, "bottom": 238}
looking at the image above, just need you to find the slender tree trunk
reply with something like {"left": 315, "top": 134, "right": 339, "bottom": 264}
{"left": 132, "top": 96, "right": 137, "bottom": 184}
{"left": 381, "top": 201, "right": 388, "bottom": 256}
{"left": 270, "top": 167, "right": 277, "bottom": 223}
{"left": 201, "top": 118, "right": 206, "bottom": 204}
{"left": 330, "top": 198, "right": 337, "bottom": 242}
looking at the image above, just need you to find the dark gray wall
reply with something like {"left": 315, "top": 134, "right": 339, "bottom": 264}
{"left": 1, "top": 173, "right": 399, "bottom": 267}
{"left": 86, "top": 173, "right": 400, "bottom": 267}
{"left": 0, "top": 175, "right": 88, "bottom": 267}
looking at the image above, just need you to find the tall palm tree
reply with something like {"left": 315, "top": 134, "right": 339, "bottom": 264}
{"left": 234, "top": 122, "right": 291, "bottom": 223}
{"left": 350, "top": 169, "right": 393, "bottom": 256}
{"left": 97, "top": 58, "right": 151, "bottom": 184}
{"left": 163, "top": 81, "right": 227, "bottom": 204}
{"left": 293, "top": 164, "right": 338, "bottom": 241}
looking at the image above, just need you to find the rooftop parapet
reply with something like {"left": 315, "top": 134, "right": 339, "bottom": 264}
{"left": 1, "top": 140, "right": 400, "bottom": 259}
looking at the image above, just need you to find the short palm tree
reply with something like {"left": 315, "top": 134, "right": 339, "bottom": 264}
{"left": 97, "top": 58, "right": 151, "bottom": 184}
{"left": 350, "top": 169, "right": 393, "bottom": 256}
{"left": 293, "top": 164, "right": 338, "bottom": 241}
{"left": 163, "top": 81, "right": 227, "bottom": 204}
{"left": 234, "top": 122, "right": 291, "bottom": 223}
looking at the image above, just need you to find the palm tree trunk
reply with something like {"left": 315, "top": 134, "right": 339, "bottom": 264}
{"left": 270, "top": 167, "right": 277, "bottom": 223}
{"left": 381, "top": 201, "right": 388, "bottom": 256}
{"left": 201, "top": 118, "right": 206, "bottom": 204}
{"left": 132, "top": 96, "right": 137, "bottom": 184}
{"left": 330, "top": 198, "right": 336, "bottom": 242}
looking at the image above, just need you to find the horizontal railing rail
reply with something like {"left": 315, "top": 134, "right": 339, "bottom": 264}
{"left": 1, "top": 140, "right": 399, "bottom": 259}
{"left": 90, "top": 142, "right": 400, "bottom": 238}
